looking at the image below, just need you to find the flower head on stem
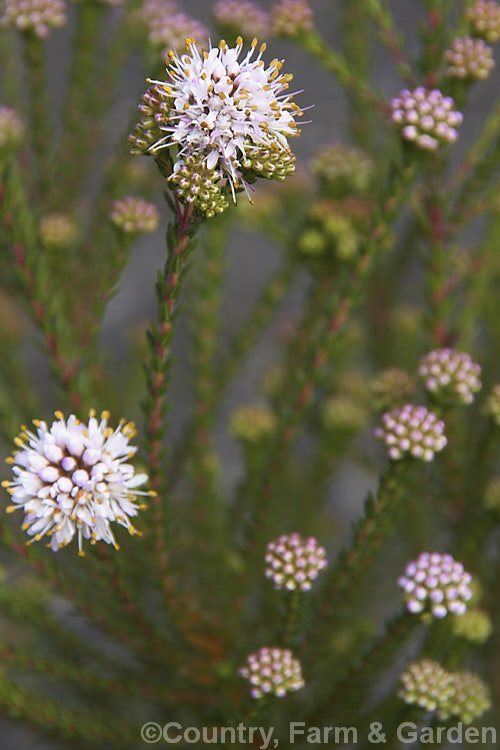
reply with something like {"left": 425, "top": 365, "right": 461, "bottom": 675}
{"left": 375, "top": 404, "right": 447, "bottom": 461}
{"left": 3, "top": 411, "right": 152, "bottom": 555}
{"left": 390, "top": 88, "right": 463, "bottom": 150}
{"left": 398, "top": 552, "right": 473, "bottom": 619}
{"left": 265, "top": 533, "right": 328, "bottom": 591}
{"left": 239, "top": 646, "right": 305, "bottom": 698}
{"left": 139, "top": 36, "right": 303, "bottom": 217}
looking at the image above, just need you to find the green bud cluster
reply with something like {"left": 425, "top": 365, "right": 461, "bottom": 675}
{"left": 242, "top": 144, "right": 296, "bottom": 181}
{"left": 370, "top": 368, "right": 416, "bottom": 412}
{"left": 400, "top": 660, "right": 491, "bottom": 723}
{"left": 311, "top": 143, "right": 374, "bottom": 198}
{"left": 39, "top": 213, "right": 77, "bottom": 249}
{"left": 452, "top": 608, "right": 494, "bottom": 643}
{"left": 128, "top": 85, "right": 172, "bottom": 155}
{"left": 322, "top": 395, "right": 368, "bottom": 433}
{"left": 440, "top": 671, "right": 492, "bottom": 723}
{"left": 297, "top": 200, "right": 360, "bottom": 264}
{"left": 168, "top": 157, "right": 230, "bottom": 219}
{"left": 229, "top": 404, "right": 276, "bottom": 443}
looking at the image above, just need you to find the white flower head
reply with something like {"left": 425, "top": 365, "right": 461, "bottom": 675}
{"left": 148, "top": 36, "right": 303, "bottom": 211}
{"left": 3, "top": 411, "right": 152, "bottom": 556}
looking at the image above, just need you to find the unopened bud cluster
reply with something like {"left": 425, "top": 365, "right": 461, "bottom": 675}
{"left": 229, "top": 404, "right": 276, "bottom": 443}
{"left": 390, "top": 88, "right": 463, "bottom": 150}
{"left": 239, "top": 647, "right": 305, "bottom": 698}
{"left": 398, "top": 552, "right": 473, "bottom": 619}
{"left": 441, "top": 671, "right": 492, "bottom": 723}
{"left": 400, "top": 661, "right": 491, "bottom": 722}
{"left": 375, "top": 405, "right": 447, "bottom": 462}
{"left": 169, "top": 157, "right": 230, "bottom": 218}
{"left": 270, "top": 0, "right": 313, "bottom": 37}
{"left": 40, "top": 214, "right": 77, "bottom": 249}
{"left": 445, "top": 37, "right": 495, "bottom": 79}
{"left": 242, "top": 145, "right": 296, "bottom": 182}
{"left": 110, "top": 197, "right": 160, "bottom": 234}
{"left": 418, "top": 348, "right": 481, "bottom": 405}
{"left": 370, "top": 368, "right": 415, "bottom": 412}
{"left": 213, "top": 0, "right": 269, "bottom": 40}
{"left": 311, "top": 144, "right": 373, "bottom": 197}
{"left": 399, "top": 660, "right": 454, "bottom": 713}
{"left": 148, "top": 12, "right": 208, "bottom": 56}
{"left": 322, "top": 395, "right": 368, "bottom": 433}
{"left": 265, "top": 533, "right": 327, "bottom": 591}
{"left": 298, "top": 201, "right": 360, "bottom": 263}
{"left": 0, "top": 107, "right": 24, "bottom": 150}
{"left": 452, "top": 608, "right": 493, "bottom": 643}
{"left": 129, "top": 84, "right": 172, "bottom": 156}
{"left": 467, "top": 1, "right": 500, "bottom": 43}
{"left": 0, "top": 0, "right": 66, "bottom": 37}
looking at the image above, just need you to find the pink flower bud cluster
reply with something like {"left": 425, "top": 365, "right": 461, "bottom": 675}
{"left": 418, "top": 348, "right": 482, "bottom": 405}
{"left": 0, "top": 0, "right": 66, "bottom": 37}
{"left": 110, "top": 197, "right": 160, "bottom": 234}
{"left": 467, "top": 1, "right": 500, "bottom": 43}
{"left": 148, "top": 12, "right": 209, "bottom": 55}
{"left": 270, "top": 0, "right": 313, "bottom": 37}
{"left": 375, "top": 405, "right": 447, "bottom": 462}
{"left": 265, "top": 533, "right": 328, "bottom": 591}
{"left": 390, "top": 88, "right": 462, "bottom": 150}
{"left": 445, "top": 37, "right": 495, "bottom": 79}
{"left": 398, "top": 552, "right": 473, "bottom": 619}
{"left": 239, "top": 647, "right": 304, "bottom": 698}
{"left": 213, "top": 0, "right": 269, "bottom": 40}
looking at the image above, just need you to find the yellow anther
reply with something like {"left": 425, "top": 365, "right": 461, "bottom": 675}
{"left": 32, "top": 419, "right": 41, "bottom": 427}
{"left": 260, "top": 42, "right": 267, "bottom": 53}
{"left": 14, "top": 437, "right": 24, "bottom": 447}
{"left": 1, "top": 481, "right": 10, "bottom": 488}
{"left": 236, "top": 36, "right": 243, "bottom": 46}
{"left": 101, "top": 410, "right": 110, "bottom": 420}
{"left": 251, "top": 37, "right": 258, "bottom": 47}
{"left": 6, "top": 505, "right": 16, "bottom": 514}
{"left": 5, "top": 457, "right": 14, "bottom": 465}
{"left": 78, "top": 550, "right": 85, "bottom": 557}
{"left": 148, "top": 490, "right": 157, "bottom": 497}
{"left": 54, "top": 410, "right": 64, "bottom": 419}
{"left": 139, "top": 503, "right": 148, "bottom": 510}
{"left": 219, "top": 92, "right": 226, "bottom": 100}
{"left": 88, "top": 408, "right": 96, "bottom": 418}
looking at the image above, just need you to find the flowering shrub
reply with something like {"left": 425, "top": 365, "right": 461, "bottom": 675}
{"left": 0, "top": 0, "right": 498, "bottom": 745}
